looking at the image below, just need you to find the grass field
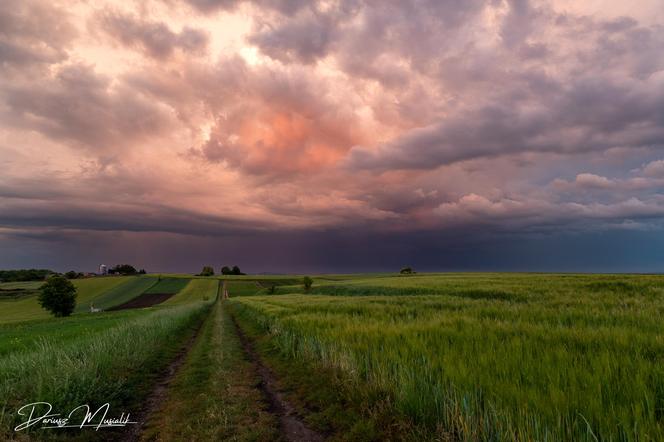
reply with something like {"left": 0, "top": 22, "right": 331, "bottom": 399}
{"left": 0, "top": 281, "right": 42, "bottom": 302}
{"left": 0, "top": 277, "right": 131, "bottom": 323}
{"left": 0, "top": 309, "right": 149, "bottom": 357}
{"left": 78, "top": 276, "right": 157, "bottom": 311}
{"left": 3, "top": 272, "right": 664, "bottom": 441}
{"left": 163, "top": 279, "right": 219, "bottom": 305}
{"left": 229, "top": 273, "right": 664, "bottom": 441}
{"left": 0, "top": 300, "right": 212, "bottom": 440}
{"left": 144, "top": 277, "right": 191, "bottom": 294}
{"left": 0, "top": 281, "right": 43, "bottom": 291}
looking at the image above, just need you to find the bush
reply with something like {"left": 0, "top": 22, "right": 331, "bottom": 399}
{"left": 38, "top": 276, "right": 77, "bottom": 317}
{"left": 303, "top": 276, "right": 313, "bottom": 291}
{"left": 400, "top": 267, "right": 414, "bottom": 274}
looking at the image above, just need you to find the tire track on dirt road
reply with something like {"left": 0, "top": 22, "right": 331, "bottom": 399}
{"left": 123, "top": 309, "right": 209, "bottom": 442}
{"left": 228, "top": 309, "right": 325, "bottom": 442}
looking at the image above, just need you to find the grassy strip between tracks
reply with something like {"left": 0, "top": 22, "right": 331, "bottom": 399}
{"left": 141, "top": 300, "right": 280, "bottom": 441}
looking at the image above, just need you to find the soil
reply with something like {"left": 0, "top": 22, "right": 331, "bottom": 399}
{"left": 107, "top": 293, "right": 175, "bottom": 310}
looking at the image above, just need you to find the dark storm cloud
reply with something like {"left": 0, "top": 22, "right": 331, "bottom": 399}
{"left": 1, "top": 0, "right": 664, "bottom": 273}
{"left": 1, "top": 63, "right": 174, "bottom": 154}
{"left": 344, "top": 13, "right": 664, "bottom": 171}
{"left": 96, "top": 11, "right": 209, "bottom": 59}
{"left": 0, "top": 0, "right": 76, "bottom": 70}
{"left": 0, "top": 198, "right": 267, "bottom": 237}
{"left": 238, "top": 0, "right": 664, "bottom": 172}
{"left": 4, "top": 224, "right": 664, "bottom": 274}
{"left": 248, "top": 12, "right": 339, "bottom": 64}
{"left": 346, "top": 78, "right": 664, "bottom": 170}
{"left": 244, "top": 0, "right": 489, "bottom": 68}
{"left": 182, "top": 0, "right": 310, "bottom": 14}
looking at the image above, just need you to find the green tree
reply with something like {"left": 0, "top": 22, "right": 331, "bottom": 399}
{"left": 400, "top": 267, "right": 414, "bottom": 274}
{"left": 232, "top": 265, "right": 242, "bottom": 275}
{"left": 65, "top": 270, "right": 80, "bottom": 279}
{"left": 221, "top": 266, "right": 232, "bottom": 275}
{"left": 303, "top": 276, "right": 313, "bottom": 291}
{"left": 199, "top": 266, "right": 214, "bottom": 276}
{"left": 38, "top": 276, "right": 77, "bottom": 317}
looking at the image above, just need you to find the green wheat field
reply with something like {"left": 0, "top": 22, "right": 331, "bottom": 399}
{"left": 2, "top": 273, "right": 664, "bottom": 441}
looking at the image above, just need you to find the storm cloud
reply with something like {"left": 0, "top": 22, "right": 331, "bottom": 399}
{"left": 1, "top": 0, "right": 664, "bottom": 272}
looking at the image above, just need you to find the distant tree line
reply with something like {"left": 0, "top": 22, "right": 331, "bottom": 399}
{"left": 221, "top": 265, "right": 245, "bottom": 275}
{"left": 0, "top": 269, "right": 54, "bottom": 282}
{"left": 65, "top": 271, "right": 85, "bottom": 279}
{"left": 107, "top": 264, "right": 146, "bottom": 275}
{"left": 1, "top": 265, "right": 148, "bottom": 283}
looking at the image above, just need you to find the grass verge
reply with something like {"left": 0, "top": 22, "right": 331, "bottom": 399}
{"left": 0, "top": 309, "right": 149, "bottom": 357}
{"left": 0, "top": 301, "right": 212, "bottom": 441}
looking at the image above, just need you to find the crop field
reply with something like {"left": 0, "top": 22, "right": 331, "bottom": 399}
{"left": 226, "top": 280, "right": 264, "bottom": 296}
{"left": 3, "top": 272, "right": 664, "bottom": 441}
{"left": 229, "top": 273, "right": 664, "bottom": 441}
{"left": 0, "top": 281, "right": 43, "bottom": 296}
{"left": 163, "top": 278, "right": 219, "bottom": 305}
{"left": 77, "top": 276, "right": 158, "bottom": 311}
{"left": 143, "top": 277, "right": 191, "bottom": 294}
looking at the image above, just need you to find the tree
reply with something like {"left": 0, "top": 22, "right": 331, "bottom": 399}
{"left": 303, "top": 276, "right": 313, "bottom": 291}
{"left": 38, "top": 276, "right": 77, "bottom": 317}
{"left": 65, "top": 270, "right": 81, "bottom": 279}
{"left": 221, "top": 265, "right": 245, "bottom": 275}
{"left": 400, "top": 267, "right": 414, "bottom": 274}
{"left": 138, "top": 269, "right": 147, "bottom": 274}
{"left": 108, "top": 264, "right": 137, "bottom": 275}
{"left": 199, "top": 266, "right": 214, "bottom": 276}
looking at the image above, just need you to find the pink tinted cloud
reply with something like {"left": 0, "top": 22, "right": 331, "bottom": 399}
{"left": 0, "top": 0, "right": 663, "bottom": 243}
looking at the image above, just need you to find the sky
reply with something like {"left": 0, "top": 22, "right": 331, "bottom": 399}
{"left": 1, "top": 0, "right": 664, "bottom": 273}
